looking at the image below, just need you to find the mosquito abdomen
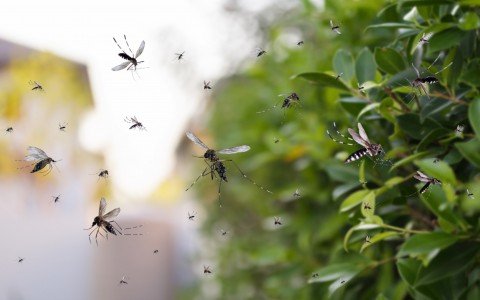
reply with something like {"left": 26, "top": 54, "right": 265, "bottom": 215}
{"left": 31, "top": 159, "right": 49, "bottom": 173}
{"left": 345, "top": 148, "right": 369, "bottom": 164}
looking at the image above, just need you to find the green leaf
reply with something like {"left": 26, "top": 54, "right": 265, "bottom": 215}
{"left": 398, "top": 232, "right": 458, "bottom": 258}
{"left": 360, "top": 231, "right": 399, "bottom": 253}
{"left": 455, "top": 138, "right": 480, "bottom": 168}
{"left": 374, "top": 47, "right": 406, "bottom": 75}
{"left": 469, "top": 98, "right": 480, "bottom": 136}
{"left": 333, "top": 49, "right": 355, "bottom": 82}
{"left": 415, "top": 158, "right": 456, "bottom": 185}
{"left": 340, "top": 190, "right": 372, "bottom": 212}
{"left": 390, "top": 151, "right": 430, "bottom": 171}
{"left": 398, "top": 0, "right": 454, "bottom": 8}
{"left": 339, "top": 97, "right": 368, "bottom": 116}
{"left": 396, "top": 114, "right": 441, "bottom": 140}
{"left": 355, "top": 48, "right": 376, "bottom": 84}
{"left": 295, "top": 72, "right": 350, "bottom": 92}
{"left": 344, "top": 223, "right": 381, "bottom": 251}
{"left": 459, "top": 12, "right": 480, "bottom": 30}
{"left": 357, "top": 102, "right": 380, "bottom": 120}
{"left": 365, "top": 22, "right": 414, "bottom": 31}
{"left": 415, "top": 243, "right": 480, "bottom": 286}
{"left": 428, "top": 28, "right": 466, "bottom": 54}
{"left": 361, "top": 192, "right": 376, "bottom": 218}
{"left": 397, "top": 258, "right": 422, "bottom": 287}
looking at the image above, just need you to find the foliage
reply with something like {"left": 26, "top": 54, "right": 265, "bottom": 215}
{"left": 192, "top": 1, "right": 480, "bottom": 299}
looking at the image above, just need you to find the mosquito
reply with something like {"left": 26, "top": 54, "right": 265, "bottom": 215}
{"left": 297, "top": 41, "right": 304, "bottom": 46}
{"left": 365, "top": 235, "right": 371, "bottom": 244}
{"left": 84, "top": 198, "right": 122, "bottom": 245}
{"left": 312, "top": 273, "right": 319, "bottom": 278}
{"left": 293, "top": 188, "right": 301, "bottom": 198}
{"left": 257, "top": 92, "right": 301, "bottom": 115}
{"left": 188, "top": 211, "right": 196, "bottom": 221}
{"left": 408, "top": 57, "right": 452, "bottom": 100}
{"left": 124, "top": 116, "right": 146, "bottom": 131}
{"left": 455, "top": 124, "right": 464, "bottom": 137}
{"left": 153, "top": 249, "right": 159, "bottom": 254}
{"left": 358, "top": 83, "right": 365, "bottom": 93}
{"left": 330, "top": 20, "right": 341, "bottom": 34}
{"left": 93, "top": 169, "right": 109, "bottom": 181}
{"left": 119, "top": 275, "right": 128, "bottom": 285}
{"left": 174, "top": 51, "right": 185, "bottom": 61}
{"left": 5, "top": 127, "right": 13, "bottom": 134}
{"left": 203, "top": 266, "right": 212, "bottom": 274}
{"left": 327, "top": 122, "right": 383, "bottom": 164}
{"left": 363, "top": 202, "right": 371, "bottom": 210}
{"left": 416, "top": 32, "right": 433, "bottom": 49}
{"left": 29, "top": 80, "right": 43, "bottom": 91}
{"left": 220, "top": 229, "right": 228, "bottom": 236}
{"left": 334, "top": 72, "right": 343, "bottom": 80}
{"left": 17, "top": 257, "right": 25, "bottom": 263}
{"left": 112, "top": 35, "right": 145, "bottom": 73}
{"left": 185, "top": 132, "right": 272, "bottom": 203}
{"left": 467, "top": 189, "right": 474, "bottom": 199}
{"left": 59, "top": 122, "right": 68, "bottom": 132}
{"left": 274, "top": 138, "right": 280, "bottom": 144}
{"left": 52, "top": 194, "right": 61, "bottom": 204}
{"left": 256, "top": 48, "right": 267, "bottom": 57}
{"left": 414, "top": 171, "right": 441, "bottom": 194}
{"left": 18, "top": 146, "right": 60, "bottom": 175}
{"left": 274, "top": 216, "right": 282, "bottom": 226}
{"left": 203, "top": 81, "right": 212, "bottom": 90}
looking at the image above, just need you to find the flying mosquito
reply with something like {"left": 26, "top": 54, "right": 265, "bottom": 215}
{"left": 93, "top": 169, "right": 109, "bottom": 181}
{"left": 467, "top": 189, "right": 474, "bottom": 199}
{"left": 58, "top": 122, "right": 68, "bottom": 132}
{"left": 312, "top": 273, "right": 319, "bottom": 278}
{"left": 330, "top": 20, "right": 341, "bottom": 34}
{"left": 455, "top": 124, "right": 464, "bottom": 137}
{"left": 174, "top": 51, "right": 185, "bottom": 61}
{"left": 293, "top": 188, "right": 301, "bottom": 198}
{"left": 408, "top": 57, "right": 452, "bottom": 100}
{"left": 203, "top": 266, "right": 212, "bottom": 274}
{"left": 84, "top": 198, "right": 122, "bottom": 245}
{"left": 220, "top": 229, "right": 228, "bottom": 236}
{"left": 365, "top": 235, "right": 371, "bottom": 244}
{"left": 203, "top": 81, "right": 212, "bottom": 90}
{"left": 52, "top": 194, "right": 61, "bottom": 204}
{"left": 257, "top": 92, "right": 301, "bottom": 114}
{"left": 153, "top": 249, "right": 159, "bottom": 254}
{"left": 416, "top": 32, "right": 433, "bottom": 49}
{"left": 256, "top": 47, "right": 267, "bottom": 57}
{"left": 363, "top": 202, "right": 371, "bottom": 210}
{"left": 17, "top": 257, "right": 25, "bottom": 263}
{"left": 297, "top": 41, "right": 304, "bottom": 46}
{"left": 327, "top": 122, "right": 383, "bottom": 164}
{"left": 119, "top": 275, "right": 128, "bottom": 285}
{"left": 29, "top": 80, "right": 44, "bottom": 91}
{"left": 18, "top": 146, "right": 60, "bottom": 175}
{"left": 358, "top": 83, "right": 365, "bottom": 93}
{"left": 185, "top": 132, "right": 272, "bottom": 202}
{"left": 334, "top": 72, "right": 343, "bottom": 80}
{"left": 274, "top": 216, "right": 282, "bottom": 226}
{"left": 124, "top": 116, "right": 146, "bottom": 131}
{"left": 5, "top": 127, "right": 13, "bottom": 134}
{"left": 414, "top": 171, "right": 441, "bottom": 194}
{"left": 188, "top": 211, "right": 196, "bottom": 221}
{"left": 112, "top": 35, "right": 145, "bottom": 73}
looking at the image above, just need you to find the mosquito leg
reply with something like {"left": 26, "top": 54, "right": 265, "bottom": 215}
{"left": 223, "top": 159, "right": 273, "bottom": 194}
{"left": 185, "top": 167, "right": 212, "bottom": 191}
{"left": 217, "top": 178, "right": 223, "bottom": 207}
{"left": 123, "top": 34, "right": 134, "bottom": 57}
{"left": 327, "top": 123, "right": 355, "bottom": 146}
{"left": 113, "top": 37, "right": 127, "bottom": 54}
{"left": 256, "top": 100, "right": 282, "bottom": 114}
{"left": 111, "top": 220, "right": 123, "bottom": 231}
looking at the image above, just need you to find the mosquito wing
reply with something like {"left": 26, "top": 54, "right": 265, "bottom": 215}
{"left": 112, "top": 61, "right": 131, "bottom": 71}
{"left": 99, "top": 197, "right": 107, "bottom": 216}
{"left": 347, "top": 128, "right": 368, "bottom": 148}
{"left": 414, "top": 171, "right": 431, "bottom": 182}
{"left": 25, "top": 146, "right": 49, "bottom": 161}
{"left": 135, "top": 40, "right": 145, "bottom": 58}
{"left": 102, "top": 207, "right": 120, "bottom": 220}
{"left": 217, "top": 145, "right": 251, "bottom": 154}
{"left": 186, "top": 132, "right": 209, "bottom": 149}
{"left": 357, "top": 123, "right": 370, "bottom": 144}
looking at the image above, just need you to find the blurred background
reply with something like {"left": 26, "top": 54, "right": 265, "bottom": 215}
{"left": 0, "top": 0, "right": 394, "bottom": 299}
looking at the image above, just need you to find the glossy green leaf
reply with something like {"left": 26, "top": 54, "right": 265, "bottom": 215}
{"left": 333, "top": 49, "right": 354, "bottom": 82}
{"left": 390, "top": 151, "right": 430, "bottom": 171}
{"left": 469, "top": 98, "right": 480, "bottom": 136}
{"left": 360, "top": 231, "right": 399, "bottom": 253}
{"left": 428, "top": 28, "right": 466, "bottom": 54}
{"left": 340, "top": 190, "right": 372, "bottom": 212}
{"left": 343, "top": 223, "right": 381, "bottom": 251}
{"left": 295, "top": 72, "right": 350, "bottom": 92}
{"left": 455, "top": 138, "right": 480, "bottom": 168}
{"left": 398, "top": 232, "right": 458, "bottom": 257}
{"left": 397, "top": 258, "right": 421, "bottom": 287}
{"left": 374, "top": 47, "right": 406, "bottom": 75}
{"left": 355, "top": 48, "right": 376, "bottom": 84}
{"left": 459, "top": 12, "right": 480, "bottom": 30}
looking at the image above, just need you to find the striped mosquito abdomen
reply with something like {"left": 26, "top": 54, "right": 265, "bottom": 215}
{"left": 31, "top": 158, "right": 53, "bottom": 173}
{"left": 215, "top": 161, "right": 228, "bottom": 182}
{"left": 345, "top": 148, "right": 369, "bottom": 163}
{"left": 103, "top": 221, "right": 118, "bottom": 235}
{"left": 420, "top": 76, "right": 438, "bottom": 84}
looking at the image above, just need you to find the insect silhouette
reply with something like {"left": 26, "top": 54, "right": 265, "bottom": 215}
{"left": 327, "top": 122, "right": 383, "bottom": 164}
{"left": 5, "top": 127, "right": 13, "bottom": 134}
{"left": 174, "top": 51, "right": 185, "bottom": 61}
{"left": 93, "top": 169, "right": 109, "bottom": 181}
{"left": 414, "top": 171, "right": 441, "bottom": 194}
{"left": 18, "top": 146, "right": 60, "bottom": 175}
{"left": 124, "top": 116, "right": 146, "bottom": 131}
{"left": 220, "top": 229, "right": 228, "bottom": 236}
{"left": 363, "top": 202, "right": 371, "bottom": 210}
{"left": 340, "top": 280, "right": 346, "bottom": 284}
{"left": 358, "top": 83, "right": 365, "bottom": 93}
{"left": 58, "top": 122, "right": 68, "bottom": 132}
{"left": 203, "top": 81, "right": 212, "bottom": 90}
{"left": 455, "top": 124, "right": 464, "bottom": 137}
{"left": 84, "top": 197, "right": 122, "bottom": 245}
{"left": 153, "top": 249, "right": 159, "bottom": 254}
{"left": 293, "top": 188, "right": 301, "bottom": 199}
{"left": 312, "top": 273, "right": 319, "bottom": 278}
{"left": 52, "top": 194, "right": 61, "bottom": 204}
{"left": 274, "top": 138, "right": 280, "bottom": 144}
{"left": 203, "top": 266, "right": 212, "bottom": 274}
{"left": 408, "top": 57, "right": 452, "bottom": 100}
{"left": 17, "top": 257, "right": 25, "bottom": 263}
{"left": 185, "top": 132, "right": 272, "bottom": 203}
{"left": 365, "top": 235, "right": 371, "bottom": 244}
{"left": 334, "top": 72, "right": 343, "bottom": 80}
{"left": 274, "top": 216, "right": 282, "bottom": 226}
{"left": 330, "top": 20, "right": 341, "bottom": 34}
{"left": 257, "top": 92, "right": 301, "bottom": 115}
{"left": 188, "top": 211, "right": 196, "bottom": 221}
{"left": 256, "top": 48, "right": 267, "bottom": 57}
{"left": 112, "top": 35, "right": 145, "bottom": 73}
{"left": 297, "top": 41, "right": 304, "bottom": 46}
{"left": 119, "top": 276, "right": 128, "bottom": 285}
{"left": 467, "top": 189, "right": 475, "bottom": 199}
{"left": 29, "top": 80, "right": 43, "bottom": 91}
{"left": 416, "top": 32, "right": 433, "bottom": 49}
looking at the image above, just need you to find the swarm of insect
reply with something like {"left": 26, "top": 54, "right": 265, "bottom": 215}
{"left": 203, "top": 81, "right": 212, "bottom": 90}
{"left": 174, "top": 51, "right": 185, "bottom": 61}
{"left": 416, "top": 32, "right": 433, "bottom": 49}
{"left": 330, "top": 20, "right": 341, "bottom": 34}
{"left": 256, "top": 47, "right": 267, "bottom": 57}
{"left": 414, "top": 171, "right": 441, "bottom": 194}
{"left": 29, "top": 80, "right": 44, "bottom": 91}
{"left": 84, "top": 197, "right": 122, "bottom": 245}
{"left": 188, "top": 211, "right": 196, "bottom": 221}
{"left": 5, "top": 127, "right": 13, "bottom": 134}
{"left": 327, "top": 122, "right": 383, "bottom": 164}
{"left": 203, "top": 266, "right": 212, "bottom": 274}
{"left": 18, "top": 146, "right": 60, "bottom": 175}
{"left": 124, "top": 116, "right": 146, "bottom": 131}
{"left": 185, "top": 132, "right": 272, "bottom": 203}
{"left": 112, "top": 35, "right": 145, "bottom": 73}
{"left": 58, "top": 122, "right": 68, "bottom": 132}
{"left": 274, "top": 216, "right": 282, "bottom": 226}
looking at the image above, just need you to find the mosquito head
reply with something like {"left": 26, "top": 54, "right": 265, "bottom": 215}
{"left": 92, "top": 216, "right": 100, "bottom": 227}
{"left": 369, "top": 144, "right": 383, "bottom": 156}
{"left": 204, "top": 149, "right": 217, "bottom": 160}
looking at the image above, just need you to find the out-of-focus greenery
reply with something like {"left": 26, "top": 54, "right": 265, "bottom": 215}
{"left": 190, "top": 1, "right": 480, "bottom": 299}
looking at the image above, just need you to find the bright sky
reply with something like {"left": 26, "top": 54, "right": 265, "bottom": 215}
{"left": 0, "top": 0, "right": 266, "bottom": 199}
